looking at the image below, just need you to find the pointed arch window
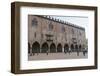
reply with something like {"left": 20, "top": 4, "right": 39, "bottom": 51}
{"left": 72, "top": 29, "right": 74, "bottom": 34}
{"left": 49, "top": 22, "right": 53, "bottom": 31}
{"left": 34, "top": 32, "right": 36, "bottom": 38}
{"left": 62, "top": 26, "right": 65, "bottom": 32}
{"left": 79, "top": 31, "right": 81, "bottom": 36}
{"left": 32, "top": 18, "right": 38, "bottom": 27}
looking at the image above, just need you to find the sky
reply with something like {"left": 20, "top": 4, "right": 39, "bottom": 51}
{"left": 48, "top": 15, "right": 88, "bottom": 39}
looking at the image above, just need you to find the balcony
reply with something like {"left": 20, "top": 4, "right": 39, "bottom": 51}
{"left": 45, "top": 34, "right": 53, "bottom": 42}
{"left": 72, "top": 38, "right": 77, "bottom": 44}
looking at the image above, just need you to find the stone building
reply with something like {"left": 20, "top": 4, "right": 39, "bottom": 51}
{"left": 28, "top": 15, "right": 86, "bottom": 54}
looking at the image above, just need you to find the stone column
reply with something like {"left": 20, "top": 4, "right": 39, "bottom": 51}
{"left": 56, "top": 45, "right": 57, "bottom": 53}
{"left": 30, "top": 44, "right": 33, "bottom": 56}
{"left": 40, "top": 44, "right": 42, "bottom": 53}
{"left": 48, "top": 43, "right": 50, "bottom": 53}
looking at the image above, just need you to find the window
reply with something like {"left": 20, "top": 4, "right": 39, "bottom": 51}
{"left": 65, "top": 36, "right": 67, "bottom": 41}
{"left": 79, "top": 31, "right": 81, "bottom": 36}
{"left": 72, "top": 29, "right": 74, "bottom": 34}
{"left": 41, "top": 33, "right": 43, "bottom": 39}
{"left": 56, "top": 36, "right": 57, "bottom": 40}
{"left": 32, "top": 18, "right": 38, "bottom": 27}
{"left": 49, "top": 22, "right": 53, "bottom": 31}
{"left": 62, "top": 26, "right": 65, "bottom": 32}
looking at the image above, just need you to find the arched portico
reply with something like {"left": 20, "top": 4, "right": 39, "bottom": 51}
{"left": 71, "top": 44, "right": 74, "bottom": 52}
{"left": 32, "top": 41, "right": 40, "bottom": 53}
{"left": 41, "top": 42, "right": 49, "bottom": 53}
{"left": 50, "top": 43, "right": 56, "bottom": 53}
{"left": 57, "top": 43, "right": 62, "bottom": 52}
{"left": 75, "top": 45, "right": 78, "bottom": 52}
{"left": 79, "top": 45, "right": 82, "bottom": 51}
{"left": 64, "top": 44, "right": 69, "bottom": 53}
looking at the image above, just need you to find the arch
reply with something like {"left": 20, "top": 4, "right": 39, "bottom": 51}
{"left": 64, "top": 44, "right": 69, "bottom": 52}
{"left": 79, "top": 45, "right": 82, "bottom": 51}
{"left": 28, "top": 42, "right": 30, "bottom": 53}
{"left": 32, "top": 18, "right": 38, "bottom": 27}
{"left": 32, "top": 42, "right": 40, "bottom": 53}
{"left": 50, "top": 43, "right": 56, "bottom": 53}
{"left": 41, "top": 42, "right": 49, "bottom": 53}
{"left": 71, "top": 44, "right": 74, "bottom": 52}
{"left": 57, "top": 43, "right": 62, "bottom": 52}
{"left": 79, "top": 45, "right": 81, "bottom": 49}
{"left": 75, "top": 45, "right": 78, "bottom": 52}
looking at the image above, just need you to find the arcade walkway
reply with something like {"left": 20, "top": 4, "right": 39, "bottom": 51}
{"left": 28, "top": 52, "right": 88, "bottom": 61}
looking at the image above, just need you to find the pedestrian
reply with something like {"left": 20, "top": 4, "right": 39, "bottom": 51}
{"left": 77, "top": 52, "right": 79, "bottom": 56}
{"left": 33, "top": 52, "right": 35, "bottom": 56}
{"left": 77, "top": 50, "right": 79, "bottom": 56}
{"left": 83, "top": 51, "right": 85, "bottom": 56}
{"left": 46, "top": 50, "right": 49, "bottom": 55}
{"left": 64, "top": 50, "right": 67, "bottom": 54}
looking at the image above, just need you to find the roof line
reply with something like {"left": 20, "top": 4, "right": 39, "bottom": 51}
{"left": 35, "top": 15, "right": 85, "bottom": 30}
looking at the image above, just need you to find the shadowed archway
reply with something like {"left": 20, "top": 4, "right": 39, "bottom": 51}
{"left": 79, "top": 45, "right": 82, "bottom": 51}
{"left": 50, "top": 43, "right": 56, "bottom": 53}
{"left": 41, "top": 42, "right": 49, "bottom": 53}
{"left": 64, "top": 44, "right": 69, "bottom": 53}
{"left": 32, "top": 42, "right": 40, "bottom": 53}
{"left": 71, "top": 44, "right": 74, "bottom": 52}
{"left": 75, "top": 45, "right": 78, "bottom": 52}
{"left": 57, "top": 44, "right": 62, "bottom": 52}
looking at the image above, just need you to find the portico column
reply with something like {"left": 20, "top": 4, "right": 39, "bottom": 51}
{"left": 56, "top": 42, "right": 58, "bottom": 53}
{"left": 56, "top": 45, "right": 57, "bottom": 53}
{"left": 30, "top": 44, "right": 33, "bottom": 56}
{"left": 40, "top": 44, "right": 42, "bottom": 53}
{"left": 48, "top": 43, "right": 50, "bottom": 53}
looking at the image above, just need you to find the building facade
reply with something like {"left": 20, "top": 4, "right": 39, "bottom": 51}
{"left": 28, "top": 15, "right": 86, "bottom": 54}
